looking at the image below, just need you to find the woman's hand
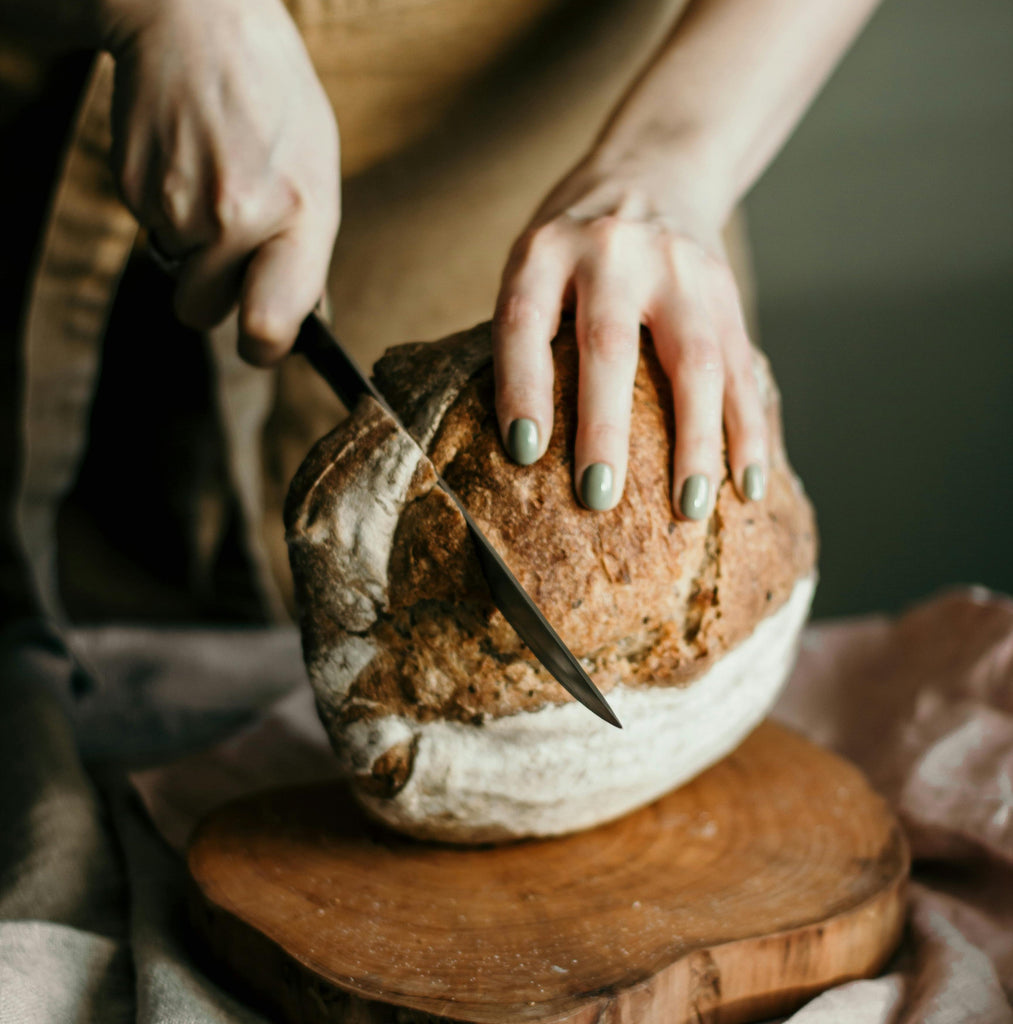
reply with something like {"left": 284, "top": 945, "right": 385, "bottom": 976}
{"left": 494, "top": 152, "right": 767, "bottom": 519}
{"left": 100, "top": 0, "right": 340, "bottom": 364}
{"left": 494, "top": 0, "right": 882, "bottom": 518}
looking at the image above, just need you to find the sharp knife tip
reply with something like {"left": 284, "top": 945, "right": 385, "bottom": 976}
{"left": 591, "top": 699, "right": 623, "bottom": 730}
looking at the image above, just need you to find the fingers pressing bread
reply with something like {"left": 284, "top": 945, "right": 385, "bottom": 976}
{"left": 493, "top": 229, "right": 569, "bottom": 467}
{"left": 494, "top": 213, "right": 769, "bottom": 519}
{"left": 572, "top": 236, "right": 646, "bottom": 511}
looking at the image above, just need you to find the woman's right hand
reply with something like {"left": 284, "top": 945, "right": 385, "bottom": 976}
{"left": 99, "top": 0, "right": 340, "bottom": 364}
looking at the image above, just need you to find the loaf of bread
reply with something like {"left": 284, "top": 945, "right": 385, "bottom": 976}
{"left": 285, "top": 321, "right": 817, "bottom": 842}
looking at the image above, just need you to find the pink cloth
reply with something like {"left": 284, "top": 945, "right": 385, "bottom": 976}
{"left": 773, "top": 588, "right": 1013, "bottom": 1022}
{"left": 132, "top": 588, "right": 1013, "bottom": 1022}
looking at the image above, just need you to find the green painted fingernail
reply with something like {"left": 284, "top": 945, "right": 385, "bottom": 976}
{"left": 743, "top": 464, "right": 766, "bottom": 502}
{"left": 679, "top": 474, "right": 710, "bottom": 520}
{"left": 580, "top": 463, "right": 615, "bottom": 511}
{"left": 506, "top": 419, "right": 540, "bottom": 466}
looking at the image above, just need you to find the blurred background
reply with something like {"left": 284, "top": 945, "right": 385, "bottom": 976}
{"left": 2, "top": 0, "right": 1008, "bottom": 626}
{"left": 745, "top": 0, "right": 1013, "bottom": 618}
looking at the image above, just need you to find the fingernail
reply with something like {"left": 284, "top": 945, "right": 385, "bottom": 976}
{"left": 742, "top": 463, "right": 766, "bottom": 502}
{"left": 506, "top": 419, "right": 540, "bottom": 466}
{"left": 679, "top": 474, "right": 710, "bottom": 520}
{"left": 580, "top": 463, "right": 615, "bottom": 511}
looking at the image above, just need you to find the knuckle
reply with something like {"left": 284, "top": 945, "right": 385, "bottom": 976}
{"left": 729, "top": 393, "right": 769, "bottom": 443}
{"left": 529, "top": 221, "right": 564, "bottom": 252}
{"left": 677, "top": 337, "right": 723, "bottom": 377}
{"left": 725, "top": 376, "right": 761, "bottom": 418}
{"left": 240, "top": 304, "right": 291, "bottom": 351}
{"left": 725, "top": 359, "right": 760, "bottom": 401}
{"left": 212, "top": 169, "right": 295, "bottom": 236}
{"left": 580, "top": 319, "right": 636, "bottom": 364}
{"left": 740, "top": 418, "right": 769, "bottom": 450}
{"left": 677, "top": 431, "right": 720, "bottom": 462}
{"left": 494, "top": 293, "right": 546, "bottom": 335}
{"left": 159, "top": 168, "right": 194, "bottom": 228}
{"left": 587, "top": 215, "right": 624, "bottom": 244}
{"left": 513, "top": 223, "right": 562, "bottom": 264}
{"left": 213, "top": 182, "right": 259, "bottom": 234}
{"left": 279, "top": 178, "right": 305, "bottom": 219}
{"left": 579, "top": 420, "right": 626, "bottom": 452}
{"left": 586, "top": 216, "right": 630, "bottom": 263}
{"left": 722, "top": 375, "right": 747, "bottom": 412}
{"left": 497, "top": 378, "right": 543, "bottom": 413}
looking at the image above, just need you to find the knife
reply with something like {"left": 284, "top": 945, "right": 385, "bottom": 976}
{"left": 294, "top": 312, "right": 622, "bottom": 729}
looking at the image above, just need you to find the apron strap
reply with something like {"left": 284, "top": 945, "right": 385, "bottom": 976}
{"left": 15, "top": 53, "right": 137, "bottom": 621}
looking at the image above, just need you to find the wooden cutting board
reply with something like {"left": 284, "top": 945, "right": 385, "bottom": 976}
{"left": 187, "top": 721, "right": 908, "bottom": 1024}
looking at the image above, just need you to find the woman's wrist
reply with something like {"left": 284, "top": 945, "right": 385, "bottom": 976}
{"left": 538, "top": 126, "right": 739, "bottom": 248}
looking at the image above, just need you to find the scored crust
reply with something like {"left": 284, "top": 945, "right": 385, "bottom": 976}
{"left": 287, "top": 322, "right": 815, "bottom": 710}
{"left": 285, "top": 320, "right": 817, "bottom": 831}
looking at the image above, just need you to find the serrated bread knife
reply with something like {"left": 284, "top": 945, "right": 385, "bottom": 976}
{"left": 295, "top": 312, "right": 622, "bottom": 729}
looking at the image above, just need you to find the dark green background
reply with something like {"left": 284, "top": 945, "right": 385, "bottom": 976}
{"left": 745, "top": 0, "right": 1013, "bottom": 618}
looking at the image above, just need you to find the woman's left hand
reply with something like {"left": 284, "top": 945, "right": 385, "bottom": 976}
{"left": 493, "top": 153, "right": 768, "bottom": 520}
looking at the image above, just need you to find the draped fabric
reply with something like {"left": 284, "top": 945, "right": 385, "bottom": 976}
{"left": 0, "top": 590, "right": 1008, "bottom": 1022}
{"left": 14, "top": 56, "right": 138, "bottom": 621}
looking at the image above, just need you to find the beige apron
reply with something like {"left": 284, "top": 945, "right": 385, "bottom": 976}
{"left": 3, "top": 0, "right": 754, "bottom": 624}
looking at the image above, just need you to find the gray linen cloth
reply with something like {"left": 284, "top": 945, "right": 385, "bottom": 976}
{"left": 0, "top": 621, "right": 301, "bottom": 1024}
{"left": 2, "top": 590, "right": 1012, "bottom": 1023}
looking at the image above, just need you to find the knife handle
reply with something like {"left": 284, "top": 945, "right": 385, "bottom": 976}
{"left": 294, "top": 313, "right": 395, "bottom": 419}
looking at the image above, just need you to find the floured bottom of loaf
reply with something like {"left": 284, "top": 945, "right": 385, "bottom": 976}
{"left": 345, "top": 574, "right": 817, "bottom": 843}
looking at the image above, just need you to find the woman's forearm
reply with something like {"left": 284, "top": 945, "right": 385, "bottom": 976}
{"left": 495, "top": 0, "right": 882, "bottom": 518}
{"left": 589, "top": 0, "right": 882, "bottom": 221}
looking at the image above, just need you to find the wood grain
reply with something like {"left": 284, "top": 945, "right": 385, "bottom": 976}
{"left": 188, "top": 721, "right": 908, "bottom": 1023}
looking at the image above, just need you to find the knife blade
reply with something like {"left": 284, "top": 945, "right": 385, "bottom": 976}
{"left": 294, "top": 312, "right": 622, "bottom": 729}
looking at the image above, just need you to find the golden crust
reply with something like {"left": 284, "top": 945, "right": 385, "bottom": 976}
{"left": 286, "top": 321, "right": 817, "bottom": 727}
